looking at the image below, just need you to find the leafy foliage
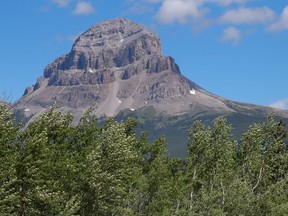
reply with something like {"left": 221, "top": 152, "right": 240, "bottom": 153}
{"left": 0, "top": 105, "right": 287, "bottom": 215}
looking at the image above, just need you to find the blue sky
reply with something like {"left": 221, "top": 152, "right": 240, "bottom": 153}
{"left": 0, "top": 0, "right": 287, "bottom": 109}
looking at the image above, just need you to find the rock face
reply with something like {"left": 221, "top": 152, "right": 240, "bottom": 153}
{"left": 12, "top": 18, "right": 283, "bottom": 122}
{"left": 42, "top": 18, "right": 170, "bottom": 83}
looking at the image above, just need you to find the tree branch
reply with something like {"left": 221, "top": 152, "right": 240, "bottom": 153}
{"left": 252, "top": 167, "right": 263, "bottom": 193}
{"left": 220, "top": 181, "right": 225, "bottom": 206}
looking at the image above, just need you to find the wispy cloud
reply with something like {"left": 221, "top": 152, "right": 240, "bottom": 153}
{"left": 51, "top": 0, "right": 71, "bottom": 8}
{"left": 221, "top": 26, "right": 242, "bottom": 44}
{"left": 149, "top": 0, "right": 245, "bottom": 6}
{"left": 155, "top": 1, "right": 275, "bottom": 25}
{"left": 268, "top": 6, "right": 288, "bottom": 32}
{"left": 124, "top": 0, "right": 162, "bottom": 16}
{"left": 55, "top": 33, "right": 81, "bottom": 43}
{"left": 73, "top": 1, "right": 95, "bottom": 15}
{"left": 55, "top": 35, "right": 65, "bottom": 42}
{"left": 68, "top": 33, "right": 81, "bottom": 42}
{"left": 126, "top": 3, "right": 152, "bottom": 14}
{"left": 126, "top": 0, "right": 287, "bottom": 44}
{"left": 269, "top": 98, "right": 288, "bottom": 110}
{"left": 155, "top": 0, "right": 205, "bottom": 24}
{"left": 219, "top": 7, "right": 275, "bottom": 25}
{"left": 146, "top": 0, "right": 163, "bottom": 3}
{"left": 207, "top": 0, "right": 245, "bottom": 7}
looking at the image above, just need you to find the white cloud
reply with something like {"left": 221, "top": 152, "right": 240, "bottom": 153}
{"left": 269, "top": 98, "right": 288, "bottom": 110}
{"left": 222, "top": 26, "right": 242, "bottom": 44}
{"left": 154, "top": 0, "right": 252, "bottom": 24}
{"left": 73, "top": 1, "right": 95, "bottom": 15}
{"left": 268, "top": 6, "right": 288, "bottom": 31}
{"left": 220, "top": 7, "right": 275, "bottom": 24}
{"left": 52, "top": 0, "right": 71, "bottom": 8}
{"left": 127, "top": 0, "right": 277, "bottom": 44}
{"left": 151, "top": 0, "right": 244, "bottom": 6}
{"left": 207, "top": 0, "right": 245, "bottom": 6}
{"left": 156, "top": 0, "right": 205, "bottom": 24}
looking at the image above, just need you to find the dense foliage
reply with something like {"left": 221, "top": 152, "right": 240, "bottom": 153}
{"left": 0, "top": 104, "right": 287, "bottom": 215}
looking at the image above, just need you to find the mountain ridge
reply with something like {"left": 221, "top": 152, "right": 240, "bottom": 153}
{"left": 12, "top": 18, "right": 288, "bottom": 148}
{"left": 13, "top": 18, "right": 242, "bottom": 120}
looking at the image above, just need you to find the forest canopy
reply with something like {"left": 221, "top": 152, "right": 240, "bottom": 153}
{"left": 0, "top": 104, "right": 287, "bottom": 215}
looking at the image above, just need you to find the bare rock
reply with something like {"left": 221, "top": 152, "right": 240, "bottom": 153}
{"left": 23, "top": 86, "right": 34, "bottom": 96}
{"left": 13, "top": 18, "right": 246, "bottom": 120}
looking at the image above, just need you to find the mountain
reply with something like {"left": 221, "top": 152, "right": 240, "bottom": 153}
{"left": 13, "top": 18, "right": 231, "bottom": 118}
{"left": 12, "top": 18, "right": 288, "bottom": 156}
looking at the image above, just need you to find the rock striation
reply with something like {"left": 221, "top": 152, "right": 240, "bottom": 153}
{"left": 42, "top": 18, "right": 172, "bottom": 84}
{"left": 13, "top": 18, "right": 280, "bottom": 123}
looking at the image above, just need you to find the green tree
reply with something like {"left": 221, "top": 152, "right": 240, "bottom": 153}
{"left": 2, "top": 104, "right": 287, "bottom": 215}
{"left": 8, "top": 108, "right": 79, "bottom": 215}
{"left": 258, "top": 175, "right": 288, "bottom": 215}
{"left": 238, "top": 115, "right": 288, "bottom": 215}
{"left": 142, "top": 136, "right": 181, "bottom": 216}
{"left": 238, "top": 116, "right": 288, "bottom": 194}
{"left": 0, "top": 104, "right": 19, "bottom": 215}
{"left": 81, "top": 120, "right": 141, "bottom": 215}
{"left": 185, "top": 118, "right": 239, "bottom": 215}
{"left": 184, "top": 120, "right": 212, "bottom": 214}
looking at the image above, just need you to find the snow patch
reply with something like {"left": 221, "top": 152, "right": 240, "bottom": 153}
{"left": 24, "top": 109, "right": 30, "bottom": 112}
{"left": 118, "top": 99, "right": 122, "bottom": 104}
{"left": 120, "top": 39, "right": 124, "bottom": 43}
{"left": 130, "top": 108, "right": 135, "bottom": 111}
{"left": 190, "top": 89, "right": 196, "bottom": 95}
{"left": 88, "top": 68, "right": 93, "bottom": 73}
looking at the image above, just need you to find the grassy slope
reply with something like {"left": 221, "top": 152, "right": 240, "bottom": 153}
{"left": 13, "top": 103, "right": 288, "bottom": 158}
{"left": 115, "top": 106, "right": 288, "bottom": 158}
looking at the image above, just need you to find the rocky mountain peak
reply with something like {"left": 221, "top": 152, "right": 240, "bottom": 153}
{"left": 74, "top": 18, "right": 162, "bottom": 55}
{"left": 14, "top": 18, "right": 235, "bottom": 120}
{"left": 43, "top": 18, "right": 165, "bottom": 81}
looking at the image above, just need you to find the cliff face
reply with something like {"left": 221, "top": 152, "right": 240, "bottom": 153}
{"left": 42, "top": 18, "right": 174, "bottom": 84}
{"left": 14, "top": 18, "right": 281, "bottom": 123}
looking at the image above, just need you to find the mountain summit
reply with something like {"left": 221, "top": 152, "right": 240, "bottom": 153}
{"left": 12, "top": 18, "right": 284, "bottom": 124}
